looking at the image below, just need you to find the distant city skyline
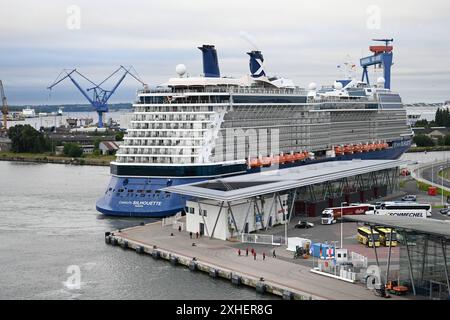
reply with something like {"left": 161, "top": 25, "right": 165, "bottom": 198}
{"left": 1, "top": 0, "right": 449, "bottom": 104}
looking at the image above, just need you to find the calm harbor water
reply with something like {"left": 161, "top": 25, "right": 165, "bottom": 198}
{"left": 0, "top": 161, "right": 271, "bottom": 300}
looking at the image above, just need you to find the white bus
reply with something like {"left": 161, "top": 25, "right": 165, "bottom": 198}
{"left": 365, "top": 202, "right": 431, "bottom": 219}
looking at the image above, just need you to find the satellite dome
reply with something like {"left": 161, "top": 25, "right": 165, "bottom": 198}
{"left": 334, "top": 81, "right": 343, "bottom": 90}
{"left": 308, "top": 82, "right": 317, "bottom": 91}
{"left": 175, "top": 64, "right": 187, "bottom": 77}
{"left": 377, "top": 77, "right": 386, "bottom": 85}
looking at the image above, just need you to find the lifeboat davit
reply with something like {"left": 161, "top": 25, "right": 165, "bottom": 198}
{"left": 272, "top": 155, "right": 281, "bottom": 164}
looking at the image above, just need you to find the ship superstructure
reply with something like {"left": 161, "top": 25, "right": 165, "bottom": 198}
{"left": 96, "top": 42, "right": 412, "bottom": 217}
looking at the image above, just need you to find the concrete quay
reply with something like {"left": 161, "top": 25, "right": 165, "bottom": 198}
{"left": 105, "top": 221, "right": 406, "bottom": 300}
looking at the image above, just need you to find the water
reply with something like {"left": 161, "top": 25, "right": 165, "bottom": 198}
{"left": 0, "top": 161, "right": 271, "bottom": 300}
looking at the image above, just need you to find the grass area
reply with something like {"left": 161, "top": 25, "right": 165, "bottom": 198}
{"left": 416, "top": 180, "right": 450, "bottom": 197}
{"left": 438, "top": 167, "right": 450, "bottom": 179}
{"left": 0, "top": 151, "right": 114, "bottom": 166}
{"left": 408, "top": 145, "right": 450, "bottom": 153}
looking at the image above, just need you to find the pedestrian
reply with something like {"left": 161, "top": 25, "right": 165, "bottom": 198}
{"left": 196, "top": 231, "right": 199, "bottom": 239}
{"left": 251, "top": 248, "right": 254, "bottom": 255}
{"left": 272, "top": 249, "right": 276, "bottom": 258}
{"left": 178, "top": 225, "right": 181, "bottom": 232}
{"left": 253, "top": 251, "right": 256, "bottom": 260}
{"left": 246, "top": 248, "right": 248, "bottom": 256}
{"left": 263, "top": 252, "right": 266, "bottom": 260}
{"left": 189, "top": 232, "right": 192, "bottom": 239}
{"left": 238, "top": 249, "right": 241, "bottom": 256}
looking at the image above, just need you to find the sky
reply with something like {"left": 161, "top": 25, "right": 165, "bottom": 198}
{"left": 0, "top": 0, "right": 449, "bottom": 105}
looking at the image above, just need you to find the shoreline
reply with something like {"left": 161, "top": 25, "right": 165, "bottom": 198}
{"left": 0, "top": 153, "right": 111, "bottom": 167}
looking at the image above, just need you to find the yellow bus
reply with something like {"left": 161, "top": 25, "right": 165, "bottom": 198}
{"left": 375, "top": 227, "right": 397, "bottom": 247}
{"left": 357, "top": 227, "right": 380, "bottom": 247}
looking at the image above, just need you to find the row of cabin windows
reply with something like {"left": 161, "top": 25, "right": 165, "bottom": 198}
{"left": 107, "top": 187, "right": 171, "bottom": 198}
{"left": 185, "top": 206, "right": 207, "bottom": 217}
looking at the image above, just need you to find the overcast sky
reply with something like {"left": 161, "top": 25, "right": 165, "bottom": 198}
{"left": 1, "top": 0, "right": 449, "bottom": 105}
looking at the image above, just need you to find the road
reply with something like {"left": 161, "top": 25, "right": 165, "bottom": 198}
{"left": 419, "top": 162, "right": 450, "bottom": 189}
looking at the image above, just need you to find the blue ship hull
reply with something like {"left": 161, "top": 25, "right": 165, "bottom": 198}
{"left": 96, "top": 140, "right": 411, "bottom": 217}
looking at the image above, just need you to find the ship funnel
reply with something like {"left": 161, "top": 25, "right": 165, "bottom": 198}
{"left": 247, "top": 50, "right": 266, "bottom": 78}
{"left": 198, "top": 45, "right": 220, "bottom": 78}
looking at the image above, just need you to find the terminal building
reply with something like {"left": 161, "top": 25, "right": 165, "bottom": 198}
{"left": 165, "top": 159, "right": 404, "bottom": 241}
{"left": 345, "top": 215, "right": 450, "bottom": 300}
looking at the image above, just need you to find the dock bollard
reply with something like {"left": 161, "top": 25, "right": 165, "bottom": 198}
{"left": 209, "top": 268, "right": 218, "bottom": 278}
{"left": 105, "top": 236, "right": 111, "bottom": 244}
{"left": 111, "top": 237, "right": 118, "bottom": 246}
{"left": 282, "top": 290, "right": 294, "bottom": 300}
{"left": 170, "top": 255, "right": 178, "bottom": 266}
{"left": 231, "top": 273, "right": 242, "bottom": 286}
{"left": 189, "top": 260, "right": 197, "bottom": 271}
{"left": 152, "top": 250, "right": 161, "bottom": 259}
{"left": 120, "top": 240, "right": 128, "bottom": 249}
{"left": 136, "top": 246, "right": 144, "bottom": 254}
{"left": 256, "top": 282, "right": 267, "bottom": 294}
{"left": 105, "top": 232, "right": 111, "bottom": 237}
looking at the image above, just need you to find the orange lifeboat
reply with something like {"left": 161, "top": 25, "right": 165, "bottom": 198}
{"left": 353, "top": 144, "right": 362, "bottom": 153}
{"left": 261, "top": 156, "right": 272, "bottom": 167}
{"left": 284, "top": 153, "right": 295, "bottom": 163}
{"left": 368, "top": 143, "right": 376, "bottom": 151}
{"left": 383, "top": 142, "right": 389, "bottom": 149}
{"left": 343, "top": 145, "right": 353, "bottom": 154}
{"left": 334, "top": 146, "right": 344, "bottom": 156}
{"left": 295, "top": 152, "right": 306, "bottom": 161}
{"left": 249, "top": 158, "right": 262, "bottom": 169}
{"left": 375, "top": 142, "right": 383, "bottom": 150}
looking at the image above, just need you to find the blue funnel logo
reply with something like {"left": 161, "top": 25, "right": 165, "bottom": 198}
{"left": 198, "top": 45, "right": 220, "bottom": 78}
{"left": 247, "top": 51, "right": 265, "bottom": 77}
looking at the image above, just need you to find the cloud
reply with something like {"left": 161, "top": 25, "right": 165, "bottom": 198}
{"left": 1, "top": 0, "right": 449, "bottom": 104}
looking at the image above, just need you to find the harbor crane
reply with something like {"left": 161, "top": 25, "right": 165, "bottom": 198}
{"left": 0, "top": 80, "right": 8, "bottom": 133}
{"left": 360, "top": 38, "right": 394, "bottom": 89}
{"left": 48, "top": 66, "right": 146, "bottom": 128}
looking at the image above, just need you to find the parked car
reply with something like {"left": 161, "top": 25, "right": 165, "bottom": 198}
{"left": 295, "top": 220, "right": 314, "bottom": 229}
{"left": 439, "top": 208, "right": 450, "bottom": 215}
{"left": 401, "top": 195, "right": 417, "bottom": 201}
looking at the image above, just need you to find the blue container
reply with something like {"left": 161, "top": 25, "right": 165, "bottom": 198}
{"left": 310, "top": 243, "right": 335, "bottom": 259}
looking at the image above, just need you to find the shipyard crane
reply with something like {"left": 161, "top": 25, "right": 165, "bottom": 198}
{"left": 360, "top": 38, "right": 394, "bottom": 89}
{"left": 47, "top": 66, "right": 146, "bottom": 128}
{"left": 0, "top": 80, "right": 8, "bottom": 133}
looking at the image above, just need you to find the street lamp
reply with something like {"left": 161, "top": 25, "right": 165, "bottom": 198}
{"left": 341, "top": 202, "right": 348, "bottom": 249}
{"left": 440, "top": 166, "right": 444, "bottom": 207}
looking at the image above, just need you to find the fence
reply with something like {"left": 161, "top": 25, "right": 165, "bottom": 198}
{"left": 351, "top": 251, "right": 368, "bottom": 268}
{"left": 241, "top": 233, "right": 286, "bottom": 246}
{"left": 161, "top": 212, "right": 182, "bottom": 227}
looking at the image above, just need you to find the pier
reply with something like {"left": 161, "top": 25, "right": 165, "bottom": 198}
{"left": 105, "top": 220, "right": 406, "bottom": 300}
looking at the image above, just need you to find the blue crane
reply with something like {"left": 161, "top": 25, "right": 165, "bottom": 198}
{"left": 360, "top": 38, "right": 394, "bottom": 89}
{"left": 48, "top": 66, "right": 146, "bottom": 128}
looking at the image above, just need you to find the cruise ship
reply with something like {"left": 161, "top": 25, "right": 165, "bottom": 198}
{"left": 96, "top": 41, "right": 413, "bottom": 217}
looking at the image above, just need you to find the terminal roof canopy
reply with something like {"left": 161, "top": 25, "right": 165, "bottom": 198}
{"left": 163, "top": 159, "right": 405, "bottom": 202}
{"left": 344, "top": 215, "right": 450, "bottom": 239}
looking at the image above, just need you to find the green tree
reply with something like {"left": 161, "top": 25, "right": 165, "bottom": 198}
{"left": 63, "top": 143, "right": 83, "bottom": 157}
{"left": 115, "top": 131, "right": 124, "bottom": 141}
{"left": 413, "top": 134, "right": 435, "bottom": 147}
{"left": 443, "top": 134, "right": 450, "bottom": 146}
{"left": 7, "top": 124, "right": 50, "bottom": 153}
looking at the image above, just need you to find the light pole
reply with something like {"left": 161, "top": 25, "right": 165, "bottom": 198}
{"left": 340, "top": 202, "right": 347, "bottom": 249}
{"left": 440, "top": 166, "right": 444, "bottom": 207}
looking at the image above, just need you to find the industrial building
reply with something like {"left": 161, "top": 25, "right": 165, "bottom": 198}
{"left": 165, "top": 159, "right": 404, "bottom": 241}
